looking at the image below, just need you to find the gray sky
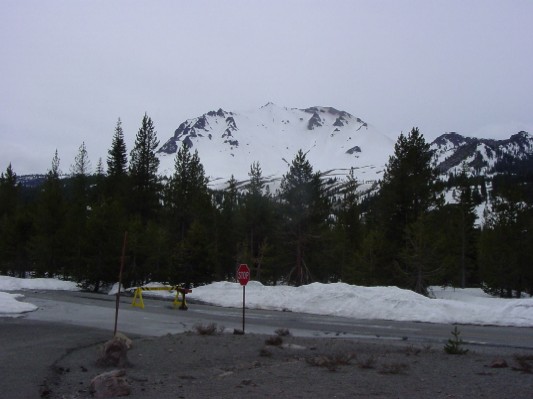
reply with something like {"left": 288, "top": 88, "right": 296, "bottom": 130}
{"left": 1, "top": 0, "right": 532, "bottom": 175}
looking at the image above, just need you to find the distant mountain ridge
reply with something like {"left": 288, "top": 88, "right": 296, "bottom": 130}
{"left": 431, "top": 131, "right": 533, "bottom": 176}
{"left": 157, "top": 103, "right": 533, "bottom": 189}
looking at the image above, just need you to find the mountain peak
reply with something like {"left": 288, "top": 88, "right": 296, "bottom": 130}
{"left": 157, "top": 104, "right": 391, "bottom": 185}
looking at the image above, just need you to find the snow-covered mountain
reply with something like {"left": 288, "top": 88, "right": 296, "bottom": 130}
{"left": 157, "top": 103, "right": 394, "bottom": 189}
{"left": 431, "top": 131, "right": 533, "bottom": 177}
{"left": 157, "top": 103, "right": 533, "bottom": 191}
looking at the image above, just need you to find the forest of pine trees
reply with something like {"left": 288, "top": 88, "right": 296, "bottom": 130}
{"left": 1, "top": 119, "right": 532, "bottom": 297}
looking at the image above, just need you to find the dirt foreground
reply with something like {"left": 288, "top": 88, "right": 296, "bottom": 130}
{"left": 46, "top": 328, "right": 533, "bottom": 399}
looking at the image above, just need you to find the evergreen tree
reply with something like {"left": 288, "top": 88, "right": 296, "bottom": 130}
{"left": 479, "top": 199, "right": 532, "bottom": 297}
{"left": 279, "top": 150, "right": 330, "bottom": 285}
{"left": 0, "top": 164, "right": 25, "bottom": 275}
{"left": 129, "top": 113, "right": 160, "bottom": 222}
{"left": 215, "top": 175, "right": 243, "bottom": 280}
{"left": 400, "top": 212, "right": 447, "bottom": 294}
{"left": 164, "top": 142, "right": 213, "bottom": 285}
{"left": 373, "top": 128, "right": 440, "bottom": 292}
{"left": 0, "top": 164, "right": 18, "bottom": 217}
{"left": 30, "top": 151, "right": 67, "bottom": 276}
{"left": 70, "top": 142, "right": 91, "bottom": 177}
{"left": 452, "top": 165, "right": 478, "bottom": 288}
{"left": 242, "top": 162, "right": 276, "bottom": 282}
{"left": 107, "top": 118, "right": 128, "bottom": 177}
{"left": 165, "top": 142, "right": 210, "bottom": 240}
{"left": 333, "top": 168, "right": 364, "bottom": 283}
{"left": 64, "top": 142, "right": 92, "bottom": 279}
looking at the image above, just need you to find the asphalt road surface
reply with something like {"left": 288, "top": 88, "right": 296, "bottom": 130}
{"left": 17, "top": 290, "right": 533, "bottom": 350}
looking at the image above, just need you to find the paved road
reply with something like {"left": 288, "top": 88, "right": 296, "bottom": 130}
{"left": 18, "top": 290, "right": 533, "bottom": 350}
{"left": 0, "top": 318, "right": 112, "bottom": 399}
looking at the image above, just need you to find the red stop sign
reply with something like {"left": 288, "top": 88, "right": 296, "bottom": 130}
{"left": 237, "top": 264, "right": 250, "bottom": 286}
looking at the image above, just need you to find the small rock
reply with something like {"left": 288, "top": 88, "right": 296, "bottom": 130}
{"left": 490, "top": 358, "right": 508, "bottom": 368}
{"left": 114, "top": 332, "right": 133, "bottom": 349}
{"left": 96, "top": 336, "right": 131, "bottom": 367}
{"left": 90, "top": 369, "right": 130, "bottom": 398}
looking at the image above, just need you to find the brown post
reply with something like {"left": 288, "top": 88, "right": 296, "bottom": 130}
{"left": 114, "top": 231, "right": 128, "bottom": 336}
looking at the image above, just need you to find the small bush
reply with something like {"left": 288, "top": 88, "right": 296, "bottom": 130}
{"left": 306, "top": 354, "right": 354, "bottom": 371}
{"left": 357, "top": 355, "right": 376, "bottom": 369}
{"left": 265, "top": 335, "right": 283, "bottom": 346}
{"left": 379, "top": 362, "right": 410, "bottom": 375}
{"left": 193, "top": 323, "right": 224, "bottom": 336}
{"left": 275, "top": 328, "right": 291, "bottom": 337}
{"left": 513, "top": 355, "right": 533, "bottom": 373}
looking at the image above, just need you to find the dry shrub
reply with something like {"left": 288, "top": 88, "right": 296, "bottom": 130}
{"left": 379, "top": 362, "right": 410, "bottom": 375}
{"left": 193, "top": 322, "right": 224, "bottom": 335}
{"left": 513, "top": 354, "right": 533, "bottom": 373}
{"left": 275, "top": 328, "right": 291, "bottom": 337}
{"left": 357, "top": 355, "right": 376, "bottom": 369}
{"left": 306, "top": 353, "right": 355, "bottom": 371}
{"left": 265, "top": 335, "right": 283, "bottom": 346}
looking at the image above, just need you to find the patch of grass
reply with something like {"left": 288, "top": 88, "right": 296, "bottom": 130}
{"left": 265, "top": 335, "right": 283, "bottom": 346}
{"left": 306, "top": 354, "right": 354, "bottom": 371}
{"left": 259, "top": 348, "right": 273, "bottom": 357}
{"left": 512, "top": 354, "right": 533, "bottom": 373}
{"left": 357, "top": 355, "right": 376, "bottom": 369}
{"left": 275, "top": 328, "right": 291, "bottom": 337}
{"left": 193, "top": 322, "right": 225, "bottom": 336}
{"left": 379, "top": 362, "right": 410, "bottom": 375}
{"left": 403, "top": 345, "right": 421, "bottom": 356}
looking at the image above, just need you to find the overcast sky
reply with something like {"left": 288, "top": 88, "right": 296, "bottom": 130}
{"left": 1, "top": 0, "right": 532, "bottom": 175}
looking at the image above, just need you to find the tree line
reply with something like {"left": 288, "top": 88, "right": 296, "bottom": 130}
{"left": 1, "top": 115, "right": 532, "bottom": 296}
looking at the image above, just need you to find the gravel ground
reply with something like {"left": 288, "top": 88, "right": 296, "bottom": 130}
{"left": 46, "top": 327, "right": 533, "bottom": 399}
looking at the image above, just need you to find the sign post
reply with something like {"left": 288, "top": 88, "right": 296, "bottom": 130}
{"left": 237, "top": 263, "right": 250, "bottom": 333}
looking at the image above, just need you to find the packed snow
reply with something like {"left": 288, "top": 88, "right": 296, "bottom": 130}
{"left": 1, "top": 276, "right": 532, "bottom": 328}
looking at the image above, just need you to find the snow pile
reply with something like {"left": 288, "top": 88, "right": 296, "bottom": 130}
{"left": 0, "top": 292, "right": 37, "bottom": 315}
{"left": 0, "top": 275, "right": 79, "bottom": 291}
{"left": 0, "top": 276, "right": 79, "bottom": 317}
{"left": 187, "top": 281, "right": 533, "bottom": 327}
{"left": 1, "top": 276, "right": 532, "bottom": 327}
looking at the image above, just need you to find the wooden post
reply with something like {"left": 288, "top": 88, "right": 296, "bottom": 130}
{"left": 114, "top": 231, "right": 128, "bottom": 336}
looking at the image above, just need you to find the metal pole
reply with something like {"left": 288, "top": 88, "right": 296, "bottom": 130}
{"left": 114, "top": 231, "right": 128, "bottom": 337}
{"left": 242, "top": 285, "right": 246, "bottom": 333}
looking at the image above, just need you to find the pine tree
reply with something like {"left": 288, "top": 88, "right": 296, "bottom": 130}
{"left": 65, "top": 142, "right": 92, "bottom": 280}
{"left": 165, "top": 142, "right": 210, "bottom": 239}
{"left": 30, "top": 151, "right": 67, "bottom": 276}
{"left": 479, "top": 198, "right": 531, "bottom": 297}
{"left": 107, "top": 118, "right": 128, "bottom": 177}
{"left": 279, "top": 150, "right": 330, "bottom": 285}
{"left": 453, "top": 165, "right": 478, "bottom": 288}
{"left": 0, "top": 164, "right": 18, "bottom": 218}
{"left": 243, "top": 162, "right": 276, "bottom": 282}
{"left": 216, "top": 175, "right": 243, "bottom": 280}
{"left": 165, "top": 142, "right": 213, "bottom": 284}
{"left": 373, "top": 127, "right": 441, "bottom": 291}
{"left": 334, "top": 168, "right": 364, "bottom": 283}
{"left": 0, "top": 164, "right": 21, "bottom": 274}
{"left": 70, "top": 142, "right": 91, "bottom": 177}
{"left": 129, "top": 113, "right": 160, "bottom": 222}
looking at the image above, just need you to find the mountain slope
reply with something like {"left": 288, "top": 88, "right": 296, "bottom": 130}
{"left": 431, "top": 131, "right": 533, "bottom": 176}
{"left": 157, "top": 103, "right": 394, "bottom": 187}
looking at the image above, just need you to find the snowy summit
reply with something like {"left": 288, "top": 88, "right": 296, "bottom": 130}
{"left": 157, "top": 103, "right": 394, "bottom": 187}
